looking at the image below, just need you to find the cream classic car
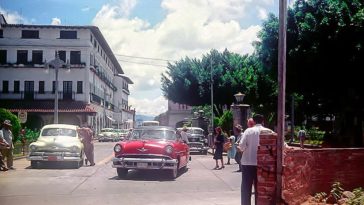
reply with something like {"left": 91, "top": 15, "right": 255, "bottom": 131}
{"left": 27, "top": 124, "right": 84, "bottom": 168}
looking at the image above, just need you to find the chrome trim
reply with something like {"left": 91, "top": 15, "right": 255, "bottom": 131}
{"left": 112, "top": 157, "right": 178, "bottom": 170}
{"left": 27, "top": 152, "right": 81, "bottom": 162}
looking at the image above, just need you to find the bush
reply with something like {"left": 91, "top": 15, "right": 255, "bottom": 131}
{"left": 0, "top": 108, "right": 21, "bottom": 142}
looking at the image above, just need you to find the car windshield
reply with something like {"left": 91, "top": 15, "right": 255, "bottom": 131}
{"left": 130, "top": 129, "right": 176, "bottom": 140}
{"left": 187, "top": 129, "right": 204, "bottom": 135}
{"left": 101, "top": 128, "right": 114, "bottom": 133}
{"left": 41, "top": 128, "right": 77, "bottom": 137}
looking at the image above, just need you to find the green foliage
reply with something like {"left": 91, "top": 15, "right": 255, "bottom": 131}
{"left": 161, "top": 49, "right": 276, "bottom": 117}
{"left": 348, "top": 188, "right": 364, "bottom": 205}
{"left": 330, "top": 181, "right": 344, "bottom": 202}
{"left": 255, "top": 0, "right": 364, "bottom": 126}
{"left": 0, "top": 108, "right": 21, "bottom": 142}
{"left": 25, "top": 128, "right": 40, "bottom": 142}
{"left": 215, "top": 110, "right": 233, "bottom": 133}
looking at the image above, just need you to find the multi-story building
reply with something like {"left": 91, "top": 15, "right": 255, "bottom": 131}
{"left": 0, "top": 14, "right": 134, "bottom": 133}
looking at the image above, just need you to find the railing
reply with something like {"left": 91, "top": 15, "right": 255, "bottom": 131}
{"left": 0, "top": 62, "right": 86, "bottom": 69}
{"left": 0, "top": 91, "right": 79, "bottom": 100}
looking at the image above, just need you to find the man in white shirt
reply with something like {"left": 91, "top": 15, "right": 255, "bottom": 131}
{"left": 239, "top": 114, "right": 272, "bottom": 205}
{"left": 180, "top": 127, "right": 190, "bottom": 144}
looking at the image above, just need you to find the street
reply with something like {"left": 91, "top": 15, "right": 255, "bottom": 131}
{"left": 0, "top": 142, "right": 243, "bottom": 205}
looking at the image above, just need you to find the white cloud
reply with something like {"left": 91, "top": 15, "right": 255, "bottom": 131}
{"left": 0, "top": 7, "right": 28, "bottom": 24}
{"left": 51, "top": 17, "right": 61, "bottom": 25}
{"left": 129, "top": 96, "right": 168, "bottom": 116}
{"left": 258, "top": 7, "right": 268, "bottom": 20}
{"left": 92, "top": 0, "right": 268, "bottom": 116}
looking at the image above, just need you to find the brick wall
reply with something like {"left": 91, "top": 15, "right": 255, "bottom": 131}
{"left": 257, "top": 133, "right": 364, "bottom": 205}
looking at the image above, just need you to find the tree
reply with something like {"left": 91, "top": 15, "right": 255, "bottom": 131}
{"left": 161, "top": 49, "right": 276, "bottom": 116}
{"left": 0, "top": 108, "right": 21, "bottom": 142}
{"left": 255, "top": 0, "right": 364, "bottom": 145}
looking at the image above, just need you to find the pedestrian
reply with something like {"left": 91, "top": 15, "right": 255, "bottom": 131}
{"left": 0, "top": 120, "right": 15, "bottom": 170}
{"left": 239, "top": 114, "right": 272, "bottom": 205}
{"left": 226, "top": 130, "right": 236, "bottom": 165}
{"left": 0, "top": 137, "right": 9, "bottom": 171}
{"left": 213, "top": 127, "right": 225, "bottom": 170}
{"left": 298, "top": 129, "right": 306, "bottom": 149}
{"left": 77, "top": 127, "right": 95, "bottom": 166}
{"left": 234, "top": 124, "right": 243, "bottom": 172}
{"left": 180, "top": 126, "right": 190, "bottom": 144}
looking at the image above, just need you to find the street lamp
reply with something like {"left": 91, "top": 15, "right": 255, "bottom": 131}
{"left": 234, "top": 92, "right": 245, "bottom": 104}
{"left": 45, "top": 51, "right": 70, "bottom": 124}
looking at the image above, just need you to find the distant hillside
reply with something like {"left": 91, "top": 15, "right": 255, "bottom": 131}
{"left": 135, "top": 114, "right": 155, "bottom": 122}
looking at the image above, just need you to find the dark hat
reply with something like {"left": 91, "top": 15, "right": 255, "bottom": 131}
{"left": 3, "top": 120, "right": 12, "bottom": 126}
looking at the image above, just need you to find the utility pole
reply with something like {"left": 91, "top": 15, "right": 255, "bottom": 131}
{"left": 210, "top": 58, "right": 214, "bottom": 132}
{"left": 277, "top": 0, "right": 287, "bottom": 204}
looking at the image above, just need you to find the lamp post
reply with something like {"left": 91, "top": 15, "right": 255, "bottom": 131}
{"left": 231, "top": 92, "right": 250, "bottom": 130}
{"left": 45, "top": 51, "right": 70, "bottom": 124}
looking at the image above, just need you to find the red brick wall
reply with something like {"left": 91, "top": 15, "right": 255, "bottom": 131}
{"left": 257, "top": 133, "right": 364, "bottom": 205}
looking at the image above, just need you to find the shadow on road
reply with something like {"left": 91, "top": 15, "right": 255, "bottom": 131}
{"left": 25, "top": 161, "right": 82, "bottom": 170}
{"left": 109, "top": 167, "right": 189, "bottom": 181}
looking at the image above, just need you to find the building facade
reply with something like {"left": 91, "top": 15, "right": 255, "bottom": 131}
{"left": 0, "top": 14, "right": 134, "bottom": 133}
{"left": 155, "top": 100, "right": 192, "bottom": 128}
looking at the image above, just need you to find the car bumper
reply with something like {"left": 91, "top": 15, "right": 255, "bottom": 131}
{"left": 188, "top": 143, "right": 208, "bottom": 152}
{"left": 112, "top": 157, "right": 178, "bottom": 170}
{"left": 27, "top": 152, "right": 81, "bottom": 162}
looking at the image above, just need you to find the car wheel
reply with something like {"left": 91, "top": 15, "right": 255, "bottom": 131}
{"left": 169, "top": 161, "right": 178, "bottom": 179}
{"left": 202, "top": 150, "right": 208, "bottom": 155}
{"left": 117, "top": 168, "right": 128, "bottom": 178}
{"left": 31, "top": 161, "right": 39, "bottom": 169}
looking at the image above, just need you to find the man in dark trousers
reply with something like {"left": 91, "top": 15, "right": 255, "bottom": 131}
{"left": 239, "top": 114, "right": 272, "bottom": 205}
{"left": 0, "top": 120, "right": 15, "bottom": 170}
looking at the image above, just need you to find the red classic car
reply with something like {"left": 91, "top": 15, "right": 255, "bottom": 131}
{"left": 112, "top": 126, "right": 190, "bottom": 179}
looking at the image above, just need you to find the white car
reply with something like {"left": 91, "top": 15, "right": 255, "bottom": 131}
{"left": 27, "top": 124, "right": 84, "bottom": 168}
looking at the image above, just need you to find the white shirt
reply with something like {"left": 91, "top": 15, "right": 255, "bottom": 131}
{"left": 239, "top": 124, "right": 272, "bottom": 166}
{"left": 180, "top": 131, "right": 190, "bottom": 143}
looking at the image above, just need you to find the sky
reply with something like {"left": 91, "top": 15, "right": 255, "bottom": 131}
{"left": 0, "top": 0, "right": 285, "bottom": 117}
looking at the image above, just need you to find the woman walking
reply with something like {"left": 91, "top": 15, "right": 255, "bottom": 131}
{"left": 213, "top": 127, "right": 225, "bottom": 170}
{"left": 77, "top": 127, "right": 95, "bottom": 166}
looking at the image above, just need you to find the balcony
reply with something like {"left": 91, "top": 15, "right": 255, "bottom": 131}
{"left": 90, "top": 92, "right": 115, "bottom": 111}
{"left": 0, "top": 91, "right": 81, "bottom": 101}
{"left": 0, "top": 62, "right": 86, "bottom": 69}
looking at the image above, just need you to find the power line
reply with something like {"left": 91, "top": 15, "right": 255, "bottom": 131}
{"left": 116, "top": 59, "right": 167, "bottom": 67}
{"left": 114, "top": 53, "right": 175, "bottom": 62}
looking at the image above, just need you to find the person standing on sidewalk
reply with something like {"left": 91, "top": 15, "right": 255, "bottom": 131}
{"left": 239, "top": 114, "right": 272, "bottom": 205}
{"left": 0, "top": 120, "right": 15, "bottom": 170}
{"left": 77, "top": 127, "right": 95, "bottom": 166}
{"left": 0, "top": 137, "right": 9, "bottom": 171}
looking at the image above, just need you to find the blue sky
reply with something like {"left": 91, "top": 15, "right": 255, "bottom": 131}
{"left": 1, "top": 0, "right": 283, "bottom": 116}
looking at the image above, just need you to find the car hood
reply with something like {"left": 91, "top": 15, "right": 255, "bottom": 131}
{"left": 122, "top": 139, "right": 171, "bottom": 155}
{"left": 31, "top": 136, "right": 83, "bottom": 149}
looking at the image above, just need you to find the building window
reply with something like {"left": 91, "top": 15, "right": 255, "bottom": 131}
{"left": 2, "top": 81, "right": 9, "bottom": 93}
{"left": 52, "top": 81, "right": 56, "bottom": 93}
{"left": 14, "top": 81, "right": 20, "bottom": 93}
{"left": 60, "top": 30, "right": 77, "bottom": 39}
{"left": 22, "top": 30, "right": 39, "bottom": 39}
{"left": 17, "top": 50, "right": 28, "bottom": 64}
{"left": 77, "top": 81, "right": 83, "bottom": 93}
{"left": 94, "top": 40, "right": 97, "bottom": 48}
{"left": 90, "top": 34, "right": 93, "bottom": 43}
{"left": 0, "top": 30, "right": 3, "bottom": 38}
{"left": 32, "top": 50, "right": 43, "bottom": 64}
{"left": 39, "top": 81, "right": 45, "bottom": 94}
{"left": 0, "top": 50, "right": 6, "bottom": 64}
{"left": 55, "top": 51, "right": 66, "bottom": 63}
{"left": 70, "top": 51, "right": 81, "bottom": 64}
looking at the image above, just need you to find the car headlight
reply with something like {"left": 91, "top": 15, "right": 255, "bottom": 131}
{"left": 70, "top": 146, "right": 79, "bottom": 153}
{"left": 30, "top": 144, "right": 37, "bottom": 151}
{"left": 114, "top": 144, "right": 122, "bottom": 152}
{"left": 165, "top": 145, "right": 174, "bottom": 154}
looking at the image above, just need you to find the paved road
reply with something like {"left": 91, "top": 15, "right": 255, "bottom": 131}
{"left": 0, "top": 142, "right": 247, "bottom": 205}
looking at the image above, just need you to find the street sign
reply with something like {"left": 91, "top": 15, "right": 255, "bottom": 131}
{"left": 18, "top": 111, "right": 27, "bottom": 123}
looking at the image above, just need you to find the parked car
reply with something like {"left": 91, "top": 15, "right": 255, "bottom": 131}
{"left": 27, "top": 124, "right": 84, "bottom": 168}
{"left": 98, "top": 128, "right": 118, "bottom": 142}
{"left": 112, "top": 126, "right": 190, "bottom": 179}
{"left": 114, "top": 129, "right": 129, "bottom": 141}
{"left": 177, "top": 127, "right": 209, "bottom": 155}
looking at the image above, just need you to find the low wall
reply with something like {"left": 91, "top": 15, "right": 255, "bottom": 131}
{"left": 257, "top": 133, "right": 364, "bottom": 205}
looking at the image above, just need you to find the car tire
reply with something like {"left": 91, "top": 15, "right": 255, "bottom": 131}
{"left": 202, "top": 150, "right": 208, "bottom": 155}
{"left": 169, "top": 161, "right": 179, "bottom": 179}
{"left": 117, "top": 168, "right": 128, "bottom": 178}
{"left": 31, "top": 161, "right": 39, "bottom": 169}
